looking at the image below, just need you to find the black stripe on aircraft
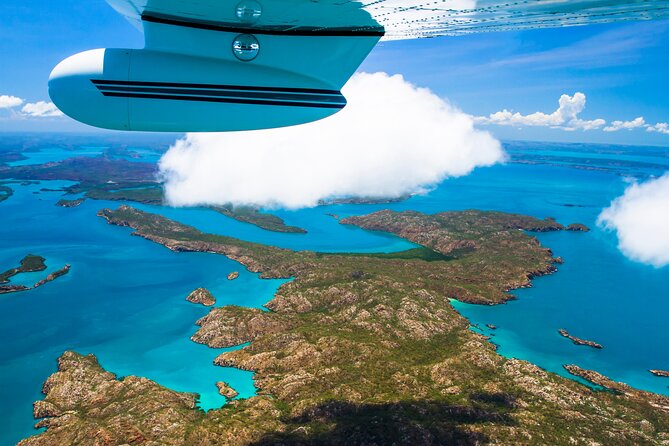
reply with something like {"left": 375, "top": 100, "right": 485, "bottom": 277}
{"left": 141, "top": 12, "right": 385, "bottom": 37}
{"left": 97, "top": 91, "right": 346, "bottom": 109}
{"left": 91, "top": 79, "right": 342, "bottom": 96}
{"left": 96, "top": 85, "right": 346, "bottom": 104}
{"left": 91, "top": 80, "right": 346, "bottom": 108}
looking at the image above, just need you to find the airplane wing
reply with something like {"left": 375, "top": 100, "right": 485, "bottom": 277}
{"left": 107, "top": 0, "right": 669, "bottom": 40}
{"left": 48, "top": 0, "right": 669, "bottom": 132}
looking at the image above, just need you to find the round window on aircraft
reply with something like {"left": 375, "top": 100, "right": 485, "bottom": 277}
{"left": 232, "top": 34, "right": 260, "bottom": 61}
{"left": 235, "top": 1, "right": 262, "bottom": 24}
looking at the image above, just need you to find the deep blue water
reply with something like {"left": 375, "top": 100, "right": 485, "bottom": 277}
{"left": 1, "top": 139, "right": 669, "bottom": 445}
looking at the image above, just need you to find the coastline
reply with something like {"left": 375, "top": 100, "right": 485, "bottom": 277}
{"left": 18, "top": 205, "right": 669, "bottom": 445}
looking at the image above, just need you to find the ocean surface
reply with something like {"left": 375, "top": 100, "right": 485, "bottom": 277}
{"left": 1, "top": 136, "right": 669, "bottom": 445}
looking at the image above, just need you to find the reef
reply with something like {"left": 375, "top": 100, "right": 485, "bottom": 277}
{"left": 0, "top": 184, "right": 13, "bottom": 202}
{"left": 21, "top": 206, "right": 669, "bottom": 445}
{"left": 558, "top": 329, "right": 603, "bottom": 349}
{"left": 186, "top": 288, "right": 216, "bottom": 307}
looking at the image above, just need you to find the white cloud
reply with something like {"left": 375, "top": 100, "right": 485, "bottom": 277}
{"left": 158, "top": 72, "right": 505, "bottom": 209}
{"left": 647, "top": 122, "right": 669, "bottom": 135}
{"left": 0, "top": 95, "right": 23, "bottom": 109}
{"left": 475, "top": 92, "right": 606, "bottom": 131}
{"left": 598, "top": 173, "right": 669, "bottom": 267}
{"left": 604, "top": 117, "right": 646, "bottom": 132}
{"left": 20, "top": 101, "right": 64, "bottom": 118}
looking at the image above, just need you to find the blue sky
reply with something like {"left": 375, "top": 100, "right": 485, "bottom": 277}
{"left": 1, "top": 0, "right": 668, "bottom": 145}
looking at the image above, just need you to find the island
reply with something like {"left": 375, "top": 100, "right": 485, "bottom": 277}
{"left": 650, "top": 370, "right": 669, "bottom": 378}
{"left": 567, "top": 223, "right": 591, "bottom": 232}
{"left": 228, "top": 271, "right": 240, "bottom": 281}
{"left": 211, "top": 204, "right": 307, "bottom": 234}
{"left": 56, "top": 198, "right": 85, "bottom": 208}
{"left": 0, "top": 254, "right": 46, "bottom": 284}
{"left": 186, "top": 288, "right": 216, "bottom": 307}
{"left": 33, "top": 265, "right": 71, "bottom": 288}
{"left": 19, "top": 206, "right": 669, "bottom": 445}
{"left": 216, "top": 381, "right": 239, "bottom": 399}
{"left": 0, "top": 157, "right": 307, "bottom": 234}
{"left": 0, "top": 258, "right": 70, "bottom": 295}
{"left": 317, "top": 194, "right": 411, "bottom": 206}
{"left": 558, "top": 329, "right": 603, "bottom": 349}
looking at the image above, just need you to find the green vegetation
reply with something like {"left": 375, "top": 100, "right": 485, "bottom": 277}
{"left": 322, "top": 247, "right": 455, "bottom": 262}
{"left": 22, "top": 206, "right": 669, "bottom": 445}
{"left": 0, "top": 254, "right": 46, "bottom": 284}
{"left": 83, "top": 185, "right": 163, "bottom": 204}
{"left": 211, "top": 204, "right": 307, "bottom": 234}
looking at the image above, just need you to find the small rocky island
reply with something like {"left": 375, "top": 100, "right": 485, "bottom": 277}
{"left": 558, "top": 329, "right": 603, "bottom": 349}
{"left": 650, "top": 370, "right": 669, "bottom": 378}
{"left": 227, "top": 271, "right": 239, "bottom": 281}
{"left": 20, "top": 206, "right": 669, "bottom": 446}
{"left": 216, "top": 381, "right": 239, "bottom": 399}
{"left": 186, "top": 288, "right": 216, "bottom": 307}
{"left": 567, "top": 223, "right": 591, "bottom": 232}
{"left": 56, "top": 198, "right": 85, "bottom": 208}
{"left": 33, "top": 264, "right": 71, "bottom": 288}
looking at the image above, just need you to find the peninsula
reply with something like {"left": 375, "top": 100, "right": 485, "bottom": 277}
{"left": 19, "top": 206, "right": 669, "bottom": 445}
{"left": 0, "top": 254, "right": 46, "bottom": 284}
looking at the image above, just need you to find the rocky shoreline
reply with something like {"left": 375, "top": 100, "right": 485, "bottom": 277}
{"left": 558, "top": 329, "right": 603, "bottom": 349}
{"left": 20, "top": 206, "right": 669, "bottom": 446}
{"left": 0, "top": 264, "right": 70, "bottom": 294}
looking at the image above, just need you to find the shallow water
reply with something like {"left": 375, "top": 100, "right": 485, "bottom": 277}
{"left": 1, "top": 139, "right": 669, "bottom": 445}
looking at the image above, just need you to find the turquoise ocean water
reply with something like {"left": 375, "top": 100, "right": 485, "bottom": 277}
{"left": 1, "top": 138, "right": 669, "bottom": 445}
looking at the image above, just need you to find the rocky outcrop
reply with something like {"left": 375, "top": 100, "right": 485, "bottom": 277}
{"left": 558, "top": 329, "right": 603, "bottom": 349}
{"left": 564, "top": 364, "right": 669, "bottom": 410}
{"left": 567, "top": 223, "right": 590, "bottom": 232}
{"left": 192, "top": 306, "right": 289, "bottom": 348}
{"left": 33, "top": 265, "right": 70, "bottom": 288}
{"left": 0, "top": 284, "right": 30, "bottom": 294}
{"left": 228, "top": 271, "right": 240, "bottom": 280}
{"left": 216, "top": 381, "right": 239, "bottom": 399}
{"left": 18, "top": 351, "right": 201, "bottom": 446}
{"left": 650, "top": 370, "right": 669, "bottom": 378}
{"left": 186, "top": 288, "right": 215, "bottom": 306}
{"left": 56, "top": 198, "right": 85, "bottom": 208}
